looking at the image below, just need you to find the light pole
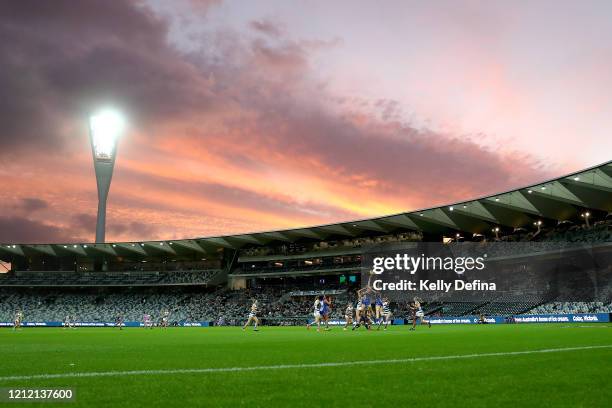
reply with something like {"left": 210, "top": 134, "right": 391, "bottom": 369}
{"left": 89, "top": 109, "right": 125, "bottom": 243}
{"left": 492, "top": 227, "right": 500, "bottom": 240}
{"left": 533, "top": 220, "right": 543, "bottom": 234}
{"left": 581, "top": 211, "right": 591, "bottom": 228}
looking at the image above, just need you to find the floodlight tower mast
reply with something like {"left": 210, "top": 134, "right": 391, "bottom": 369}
{"left": 88, "top": 109, "right": 125, "bottom": 243}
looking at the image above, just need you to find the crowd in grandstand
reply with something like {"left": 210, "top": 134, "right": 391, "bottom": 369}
{"left": 240, "top": 232, "right": 423, "bottom": 257}
{"left": 1, "top": 284, "right": 610, "bottom": 326}
{"left": 527, "top": 301, "right": 611, "bottom": 315}
{"left": 0, "top": 216, "right": 609, "bottom": 326}
{"left": 239, "top": 220, "right": 611, "bottom": 275}
{"left": 0, "top": 270, "right": 220, "bottom": 286}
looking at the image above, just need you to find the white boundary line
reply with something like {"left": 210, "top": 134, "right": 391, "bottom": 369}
{"left": 0, "top": 345, "right": 610, "bottom": 382}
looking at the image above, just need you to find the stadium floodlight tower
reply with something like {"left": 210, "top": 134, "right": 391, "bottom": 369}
{"left": 89, "top": 108, "right": 125, "bottom": 243}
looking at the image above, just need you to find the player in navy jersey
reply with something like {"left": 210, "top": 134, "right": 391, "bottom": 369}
{"left": 320, "top": 296, "right": 332, "bottom": 331}
{"left": 352, "top": 295, "right": 375, "bottom": 330}
{"left": 374, "top": 293, "right": 384, "bottom": 325}
{"left": 352, "top": 271, "right": 379, "bottom": 330}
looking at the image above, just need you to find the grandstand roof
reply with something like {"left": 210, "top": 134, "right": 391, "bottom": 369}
{"left": 1, "top": 160, "right": 611, "bottom": 261}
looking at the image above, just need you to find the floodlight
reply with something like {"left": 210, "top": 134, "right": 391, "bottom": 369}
{"left": 88, "top": 108, "right": 126, "bottom": 243}
{"left": 89, "top": 109, "right": 125, "bottom": 161}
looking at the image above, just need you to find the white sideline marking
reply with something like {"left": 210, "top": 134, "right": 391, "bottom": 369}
{"left": 0, "top": 345, "right": 610, "bottom": 382}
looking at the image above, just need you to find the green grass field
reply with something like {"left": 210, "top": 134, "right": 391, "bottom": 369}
{"left": 0, "top": 324, "right": 611, "bottom": 407}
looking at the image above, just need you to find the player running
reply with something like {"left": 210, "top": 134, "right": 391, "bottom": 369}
{"left": 343, "top": 302, "right": 354, "bottom": 331}
{"left": 354, "top": 271, "right": 377, "bottom": 324}
{"left": 377, "top": 297, "right": 393, "bottom": 331}
{"left": 307, "top": 296, "right": 324, "bottom": 332}
{"left": 354, "top": 291, "right": 366, "bottom": 324}
{"left": 63, "top": 314, "right": 75, "bottom": 329}
{"left": 160, "top": 310, "right": 170, "bottom": 328}
{"left": 409, "top": 297, "right": 431, "bottom": 331}
{"left": 320, "top": 296, "right": 332, "bottom": 331}
{"left": 243, "top": 300, "right": 260, "bottom": 331}
{"left": 115, "top": 313, "right": 124, "bottom": 330}
{"left": 352, "top": 294, "right": 375, "bottom": 331}
{"left": 374, "top": 292, "right": 384, "bottom": 325}
{"left": 143, "top": 313, "right": 153, "bottom": 329}
{"left": 13, "top": 310, "right": 23, "bottom": 331}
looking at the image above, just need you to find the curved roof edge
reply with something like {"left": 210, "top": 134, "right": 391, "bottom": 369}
{"left": 1, "top": 160, "right": 611, "bottom": 259}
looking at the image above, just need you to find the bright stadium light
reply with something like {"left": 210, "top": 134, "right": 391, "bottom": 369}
{"left": 581, "top": 211, "right": 591, "bottom": 228}
{"left": 90, "top": 109, "right": 125, "bottom": 161}
{"left": 89, "top": 108, "right": 125, "bottom": 243}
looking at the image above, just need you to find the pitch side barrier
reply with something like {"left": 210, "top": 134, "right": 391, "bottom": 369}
{"left": 427, "top": 313, "right": 611, "bottom": 324}
{"left": 0, "top": 321, "right": 211, "bottom": 327}
{"left": 1, "top": 313, "right": 610, "bottom": 327}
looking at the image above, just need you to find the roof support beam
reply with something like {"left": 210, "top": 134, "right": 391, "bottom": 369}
{"left": 85, "top": 244, "right": 117, "bottom": 257}
{"left": 200, "top": 237, "right": 235, "bottom": 249}
{"left": 25, "top": 245, "right": 57, "bottom": 257}
{"left": 256, "top": 232, "right": 293, "bottom": 242}
{"left": 451, "top": 201, "right": 500, "bottom": 224}
{"left": 348, "top": 220, "right": 388, "bottom": 233}
{"left": 288, "top": 229, "right": 326, "bottom": 240}
{"left": 169, "top": 240, "right": 206, "bottom": 254}
{"left": 562, "top": 169, "right": 612, "bottom": 193}
{"left": 54, "top": 244, "right": 88, "bottom": 257}
{"left": 377, "top": 214, "right": 421, "bottom": 231}
{"left": 113, "top": 243, "right": 148, "bottom": 256}
{"left": 142, "top": 242, "right": 177, "bottom": 256}
{"left": 316, "top": 225, "right": 356, "bottom": 236}
{"left": 408, "top": 208, "right": 460, "bottom": 230}
{"left": 0, "top": 245, "right": 24, "bottom": 257}
{"left": 484, "top": 192, "right": 542, "bottom": 216}
{"left": 524, "top": 181, "right": 585, "bottom": 206}
{"left": 226, "top": 235, "right": 267, "bottom": 246}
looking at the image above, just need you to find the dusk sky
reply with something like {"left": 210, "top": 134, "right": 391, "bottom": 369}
{"left": 1, "top": 0, "right": 611, "bottom": 243}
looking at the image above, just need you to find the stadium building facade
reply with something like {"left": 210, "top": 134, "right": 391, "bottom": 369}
{"left": 0, "top": 161, "right": 610, "bottom": 325}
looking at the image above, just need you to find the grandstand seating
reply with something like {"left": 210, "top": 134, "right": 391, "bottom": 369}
{"left": 1, "top": 285, "right": 609, "bottom": 326}
{"left": 527, "top": 301, "right": 611, "bottom": 315}
{"left": 0, "top": 218, "right": 609, "bottom": 325}
{"left": 0, "top": 270, "right": 221, "bottom": 286}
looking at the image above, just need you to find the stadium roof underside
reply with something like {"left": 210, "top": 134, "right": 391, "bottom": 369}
{"left": 1, "top": 161, "right": 611, "bottom": 262}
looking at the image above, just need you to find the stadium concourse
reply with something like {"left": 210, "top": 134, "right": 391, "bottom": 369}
{"left": 0, "top": 161, "right": 611, "bottom": 326}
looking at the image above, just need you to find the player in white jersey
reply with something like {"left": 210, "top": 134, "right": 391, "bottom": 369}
{"left": 410, "top": 297, "right": 431, "bottom": 330}
{"left": 343, "top": 302, "right": 354, "bottom": 331}
{"left": 143, "top": 313, "right": 153, "bottom": 329}
{"left": 63, "top": 315, "right": 75, "bottom": 329}
{"left": 307, "top": 296, "right": 324, "bottom": 332}
{"left": 115, "top": 313, "right": 124, "bottom": 330}
{"left": 160, "top": 310, "right": 170, "bottom": 328}
{"left": 377, "top": 298, "right": 393, "bottom": 331}
{"left": 354, "top": 288, "right": 367, "bottom": 323}
{"left": 243, "top": 300, "right": 260, "bottom": 331}
{"left": 13, "top": 310, "right": 23, "bottom": 331}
